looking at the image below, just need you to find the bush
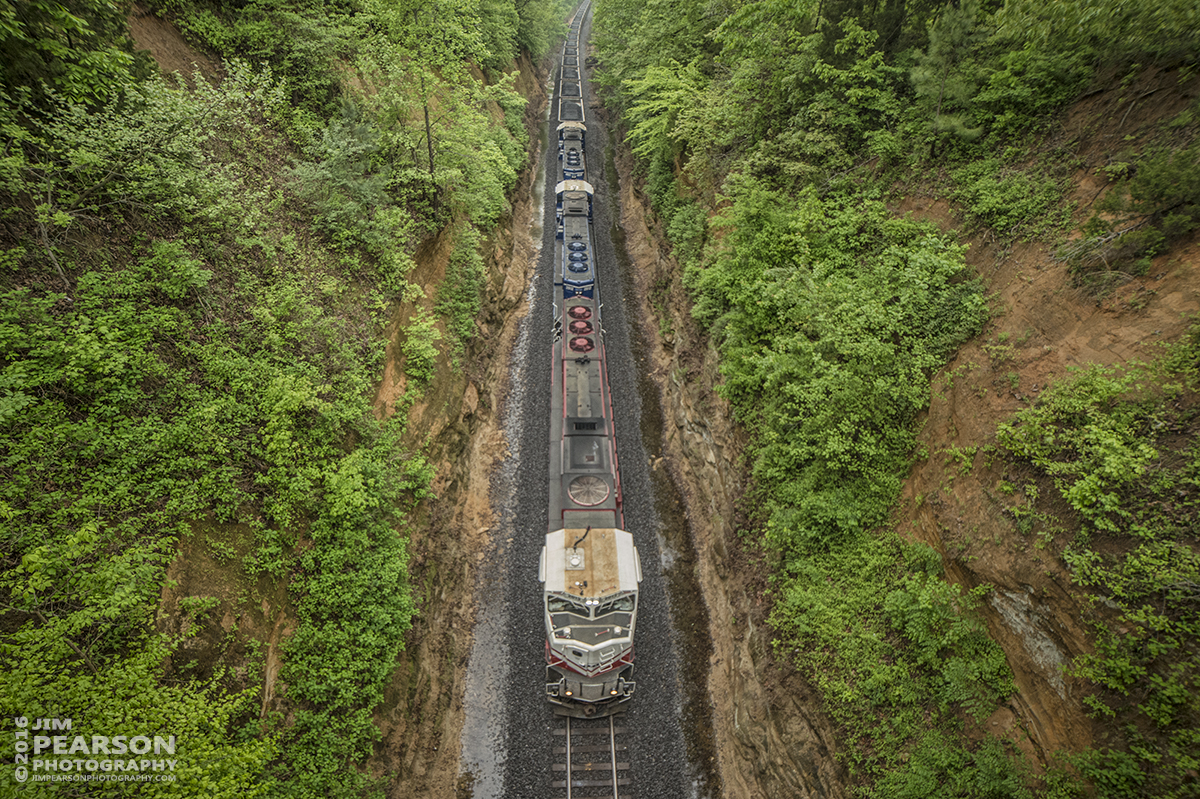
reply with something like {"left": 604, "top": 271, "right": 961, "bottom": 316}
{"left": 689, "top": 178, "right": 986, "bottom": 555}
{"left": 972, "top": 47, "right": 1091, "bottom": 137}
{"left": 436, "top": 225, "right": 487, "bottom": 348}
{"left": 401, "top": 307, "right": 442, "bottom": 385}
{"left": 951, "top": 158, "right": 1068, "bottom": 235}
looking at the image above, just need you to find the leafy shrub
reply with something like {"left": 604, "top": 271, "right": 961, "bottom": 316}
{"left": 772, "top": 534, "right": 1016, "bottom": 781}
{"left": 516, "top": 0, "right": 568, "bottom": 58}
{"left": 909, "top": 0, "right": 985, "bottom": 145}
{"left": 689, "top": 177, "right": 986, "bottom": 555}
{"left": 876, "top": 732, "right": 1034, "bottom": 799}
{"left": 951, "top": 158, "right": 1068, "bottom": 235}
{"left": 289, "top": 107, "right": 392, "bottom": 248}
{"left": 0, "top": 0, "right": 148, "bottom": 109}
{"left": 994, "top": 0, "right": 1200, "bottom": 63}
{"left": 972, "top": 47, "right": 1091, "bottom": 137}
{"left": 687, "top": 176, "right": 995, "bottom": 785}
{"left": 885, "top": 574, "right": 1015, "bottom": 719}
{"left": 665, "top": 200, "right": 706, "bottom": 268}
{"left": 169, "top": 0, "right": 348, "bottom": 116}
{"left": 436, "top": 224, "right": 487, "bottom": 347}
{"left": 1064, "top": 141, "right": 1200, "bottom": 286}
{"left": 1, "top": 633, "right": 279, "bottom": 798}
{"left": 401, "top": 307, "right": 442, "bottom": 385}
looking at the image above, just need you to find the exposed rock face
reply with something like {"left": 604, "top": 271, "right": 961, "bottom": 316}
{"left": 611, "top": 143, "right": 850, "bottom": 799}
{"left": 989, "top": 590, "right": 1069, "bottom": 701}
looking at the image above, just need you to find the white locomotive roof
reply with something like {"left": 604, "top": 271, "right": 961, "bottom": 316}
{"left": 542, "top": 528, "right": 640, "bottom": 598}
{"left": 557, "top": 121, "right": 587, "bottom": 132}
{"left": 555, "top": 180, "right": 594, "bottom": 195}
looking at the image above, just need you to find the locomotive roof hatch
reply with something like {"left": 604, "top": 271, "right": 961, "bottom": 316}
{"left": 540, "top": 528, "right": 641, "bottom": 599}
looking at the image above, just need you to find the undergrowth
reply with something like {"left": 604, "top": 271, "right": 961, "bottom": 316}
{"left": 1059, "top": 137, "right": 1200, "bottom": 291}
{"left": 995, "top": 323, "right": 1200, "bottom": 799}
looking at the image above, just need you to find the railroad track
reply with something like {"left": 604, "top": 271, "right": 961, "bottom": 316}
{"left": 551, "top": 714, "right": 632, "bottom": 799}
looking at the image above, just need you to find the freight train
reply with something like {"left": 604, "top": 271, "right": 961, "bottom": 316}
{"left": 538, "top": 4, "right": 642, "bottom": 718}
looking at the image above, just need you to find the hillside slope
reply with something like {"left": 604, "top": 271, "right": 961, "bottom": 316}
{"left": 0, "top": 1, "right": 567, "bottom": 795}
{"left": 592, "top": 0, "right": 1200, "bottom": 793}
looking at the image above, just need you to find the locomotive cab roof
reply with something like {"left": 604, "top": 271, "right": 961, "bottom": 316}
{"left": 540, "top": 527, "right": 641, "bottom": 599}
{"left": 555, "top": 179, "right": 593, "bottom": 195}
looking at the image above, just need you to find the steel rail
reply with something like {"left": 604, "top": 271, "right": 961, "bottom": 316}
{"left": 566, "top": 715, "right": 574, "bottom": 799}
{"left": 607, "top": 715, "right": 619, "bottom": 798}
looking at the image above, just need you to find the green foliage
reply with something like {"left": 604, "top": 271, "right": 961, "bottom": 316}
{"left": 689, "top": 178, "right": 986, "bottom": 555}
{"left": 0, "top": 0, "right": 149, "bottom": 110}
{"left": 885, "top": 575, "right": 1015, "bottom": 719}
{"left": 594, "top": 0, "right": 1200, "bottom": 795}
{"left": 995, "top": 0, "right": 1200, "bottom": 62}
{"left": 624, "top": 59, "right": 707, "bottom": 160}
{"left": 972, "top": 47, "right": 1090, "bottom": 137}
{"left": 771, "top": 534, "right": 1016, "bottom": 783}
{"left": 2, "top": 0, "right": 544, "bottom": 791}
{"left": 1, "top": 635, "right": 279, "bottom": 797}
{"left": 1063, "top": 141, "right": 1200, "bottom": 287}
{"left": 951, "top": 157, "right": 1070, "bottom": 236}
{"left": 279, "top": 438, "right": 432, "bottom": 797}
{"left": 1073, "top": 747, "right": 1149, "bottom": 799}
{"left": 592, "top": 0, "right": 718, "bottom": 107}
{"left": 909, "top": 0, "right": 986, "bottom": 144}
{"left": 875, "top": 732, "right": 1035, "bottom": 799}
{"left": 515, "top": 0, "right": 569, "bottom": 58}
{"left": 401, "top": 306, "right": 443, "bottom": 385}
{"left": 995, "top": 328, "right": 1200, "bottom": 798}
{"left": 0, "top": 12, "right": 471, "bottom": 789}
{"left": 588, "top": 0, "right": 1158, "bottom": 792}
{"left": 354, "top": 7, "right": 528, "bottom": 231}
{"left": 665, "top": 200, "right": 706, "bottom": 269}
{"left": 436, "top": 224, "right": 487, "bottom": 347}
{"left": 290, "top": 103, "right": 391, "bottom": 243}
{"left": 162, "top": 0, "right": 360, "bottom": 116}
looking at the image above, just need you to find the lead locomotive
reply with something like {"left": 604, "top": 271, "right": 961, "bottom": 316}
{"left": 538, "top": 4, "right": 642, "bottom": 718}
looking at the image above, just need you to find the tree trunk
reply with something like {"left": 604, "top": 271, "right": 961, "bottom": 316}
{"left": 414, "top": 7, "right": 437, "bottom": 208}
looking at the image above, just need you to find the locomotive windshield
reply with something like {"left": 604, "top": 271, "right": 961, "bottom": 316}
{"left": 546, "top": 591, "right": 635, "bottom": 620}
{"left": 547, "top": 594, "right": 589, "bottom": 616}
{"left": 595, "top": 594, "right": 635, "bottom": 615}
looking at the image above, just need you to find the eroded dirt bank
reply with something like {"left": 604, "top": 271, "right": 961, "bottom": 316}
{"left": 894, "top": 67, "right": 1200, "bottom": 765}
